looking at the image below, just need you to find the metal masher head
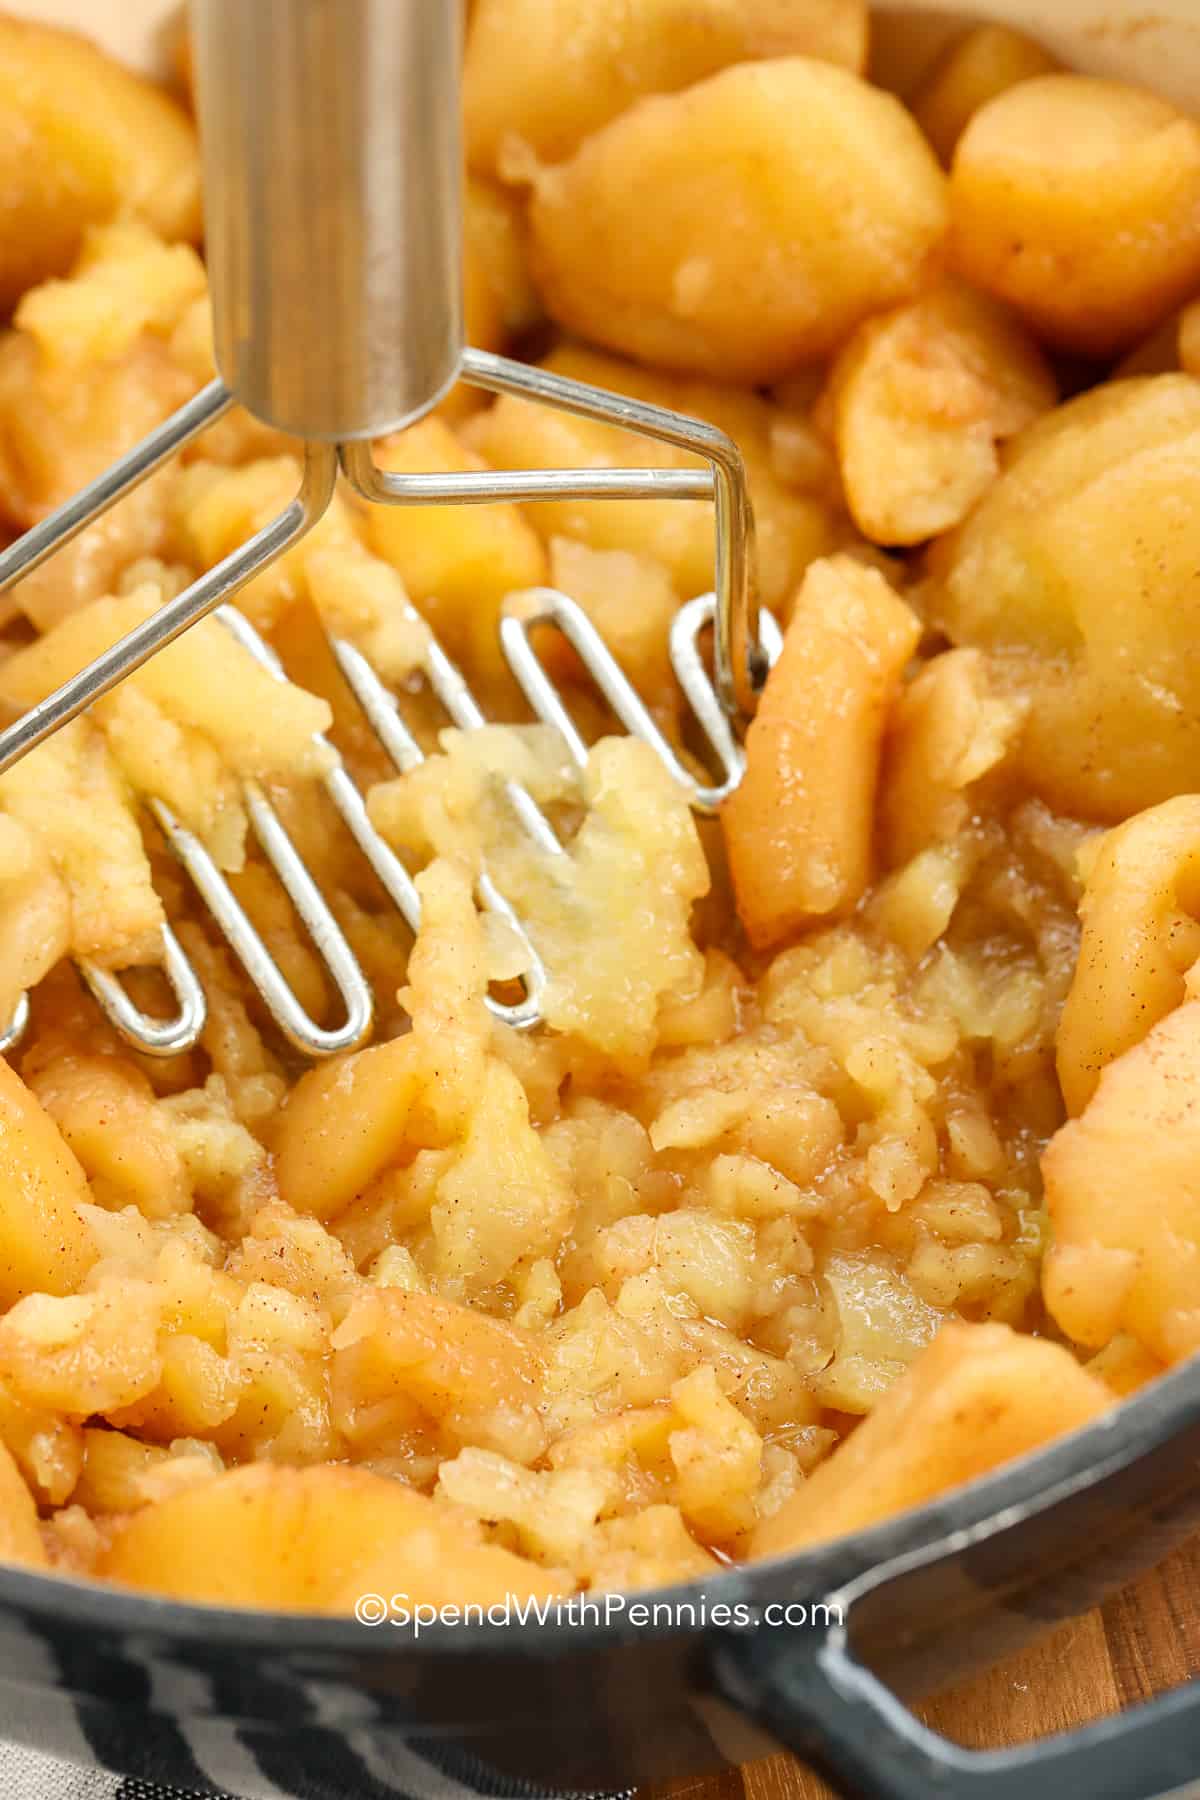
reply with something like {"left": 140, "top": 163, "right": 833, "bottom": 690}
{"left": 0, "top": 0, "right": 766, "bottom": 1062}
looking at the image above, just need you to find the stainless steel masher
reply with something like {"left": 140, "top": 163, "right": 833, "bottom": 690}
{"left": 0, "top": 0, "right": 771, "bottom": 1060}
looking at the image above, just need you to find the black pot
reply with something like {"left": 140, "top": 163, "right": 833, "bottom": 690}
{"left": 3, "top": 1354, "right": 1200, "bottom": 1799}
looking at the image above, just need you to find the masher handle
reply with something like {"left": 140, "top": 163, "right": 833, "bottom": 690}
{"left": 191, "top": 0, "right": 464, "bottom": 442}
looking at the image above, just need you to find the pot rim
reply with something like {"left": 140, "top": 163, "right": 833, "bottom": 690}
{"left": 1, "top": 1348, "right": 1193, "bottom": 1666}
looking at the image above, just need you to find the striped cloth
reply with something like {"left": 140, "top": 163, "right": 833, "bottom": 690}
{"left": 1, "top": 1746, "right": 198, "bottom": 1799}
{"left": 0, "top": 1734, "right": 632, "bottom": 1799}
{"left": 0, "top": 1614, "right": 633, "bottom": 1799}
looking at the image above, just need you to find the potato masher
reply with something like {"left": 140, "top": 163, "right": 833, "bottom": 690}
{"left": 0, "top": 0, "right": 767, "bottom": 1061}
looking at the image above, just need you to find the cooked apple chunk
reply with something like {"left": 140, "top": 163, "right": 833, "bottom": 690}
{"left": 0, "top": 1058, "right": 96, "bottom": 1310}
{"left": 466, "top": 0, "right": 868, "bottom": 173}
{"left": 99, "top": 1462, "right": 565, "bottom": 1613}
{"left": 827, "top": 281, "right": 1055, "bottom": 546}
{"left": 0, "top": 16, "right": 201, "bottom": 311}
{"left": 723, "top": 556, "right": 920, "bottom": 949}
{"left": 0, "top": 721, "right": 162, "bottom": 968}
{"left": 527, "top": 60, "right": 947, "bottom": 383}
{"left": 930, "top": 375, "right": 1200, "bottom": 821}
{"left": 752, "top": 1322, "right": 1111, "bottom": 1556}
{"left": 1045, "top": 997, "right": 1200, "bottom": 1366}
{"left": 950, "top": 76, "right": 1200, "bottom": 356}
{"left": 1057, "top": 798, "right": 1200, "bottom": 1116}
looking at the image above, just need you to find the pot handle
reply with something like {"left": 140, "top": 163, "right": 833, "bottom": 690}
{"left": 711, "top": 1578, "right": 1200, "bottom": 1800}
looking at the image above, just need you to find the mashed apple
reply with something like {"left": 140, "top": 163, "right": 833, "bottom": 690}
{"left": 0, "top": 7, "right": 1187, "bottom": 1611}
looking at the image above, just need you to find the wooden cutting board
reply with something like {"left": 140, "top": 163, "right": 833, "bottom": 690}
{"left": 644, "top": 1536, "right": 1200, "bottom": 1800}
